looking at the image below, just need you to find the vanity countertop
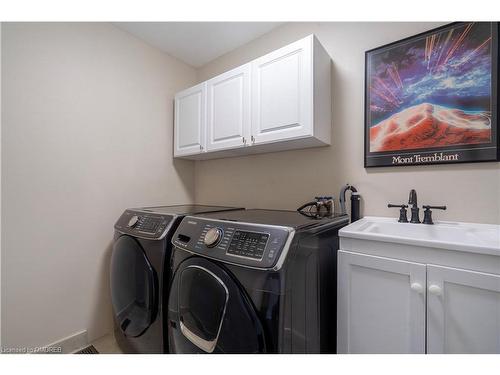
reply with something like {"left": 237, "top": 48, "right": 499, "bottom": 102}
{"left": 340, "top": 216, "right": 500, "bottom": 257}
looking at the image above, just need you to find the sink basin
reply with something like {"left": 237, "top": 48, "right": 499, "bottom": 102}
{"left": 340, "top": 216, "right": 500, "bottom": 255}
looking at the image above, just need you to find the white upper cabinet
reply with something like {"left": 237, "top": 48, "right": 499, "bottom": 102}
{"left": 174, "top": 83, "right": 206, "bottom": 157}
{"left": 206, "top": 64, "right": 251, "bottom": 152}
{"left": 173, "top": 34, "right": 332, "bottom": 159}
{"left": 251, "top": 36, "right": 313, "bottom": 144}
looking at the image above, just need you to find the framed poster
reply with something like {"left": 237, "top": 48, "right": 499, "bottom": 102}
{"left": 365, "top": 22, "right": 499, "bottom": 167}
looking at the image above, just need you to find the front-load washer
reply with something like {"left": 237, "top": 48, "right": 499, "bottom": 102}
{"left": 167, "top": 209, "right": 349, "bottom": 353}
{"left": 110, "top": 205, "right": 243, "bottom": 354}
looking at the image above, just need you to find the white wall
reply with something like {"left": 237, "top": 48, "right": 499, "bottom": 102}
{"left": 195, "top": 22, "right": 500, "bottom": 225}
{"left": 1, "top": 23, "right": 197, "bottom": 349}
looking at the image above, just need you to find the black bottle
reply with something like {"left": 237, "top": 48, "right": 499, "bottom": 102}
{"left": 350, "top": 192, "right": 361, "bottom": 222}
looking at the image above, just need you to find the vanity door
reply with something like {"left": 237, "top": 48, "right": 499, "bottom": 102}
{"left": 427, "top": 264, "right": 500, "bottom": 354}
{"left": 337, "top": 251, "right": 426, "bottom": 353}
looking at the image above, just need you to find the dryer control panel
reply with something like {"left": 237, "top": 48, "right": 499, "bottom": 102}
{"left": 172, "top": 216, "right": 292, "bottom": 269}
{"left": 114, "top": 209, "right": 173, "bottom": 240}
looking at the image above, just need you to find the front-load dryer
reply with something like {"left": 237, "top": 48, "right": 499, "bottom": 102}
{"left": 167, "top": 209, "right": 349, "bottom": 353}
{"left": 110, "top": 205, "right": 242, "bottom": 354}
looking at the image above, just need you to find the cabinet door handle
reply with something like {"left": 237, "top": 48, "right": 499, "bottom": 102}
{"left": 242, "top": 137, "right": 246, "bottom": 144}
{"left": 410, "top": 282, "right": 423, "bottom": 294}
{"left": 251, "top": 135, "right": 255, "bottom": 144}
{"left": 428, "top": 284, "right": 442, "bottom": 296}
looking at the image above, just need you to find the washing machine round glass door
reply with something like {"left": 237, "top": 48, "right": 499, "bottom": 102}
{"left": 111, "top": 235, "right": 158, "bottom": 337}
{"left": 168, "top": 257, "right": 266, "bottom": 353}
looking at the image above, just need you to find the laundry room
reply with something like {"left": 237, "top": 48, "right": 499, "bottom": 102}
{"left": 1, "top": 1, "right": 500, "bottom": 374}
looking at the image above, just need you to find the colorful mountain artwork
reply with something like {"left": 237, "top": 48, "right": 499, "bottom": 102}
{"left": 367, "top": 22, "right": 493, "bottom": 154}
{"left": 370, "top": 103, "right": 491, "bottom": 152}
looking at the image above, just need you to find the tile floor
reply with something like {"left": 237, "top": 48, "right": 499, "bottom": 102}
{"left": 90, "top": 333, "right": 123, "bottom": 354}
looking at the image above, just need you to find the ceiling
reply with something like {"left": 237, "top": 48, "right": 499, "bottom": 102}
{"left": 114, "top": 22, "right": 283, "bottom": 68}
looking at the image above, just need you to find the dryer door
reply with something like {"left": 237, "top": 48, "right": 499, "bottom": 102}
{"left": 111, "top": 235, "right": 158, "bottom": 337}
{"left": 168, "top": 257, "right": 266, "bottom": 353}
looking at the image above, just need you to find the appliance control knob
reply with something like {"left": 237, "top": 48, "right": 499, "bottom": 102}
{"left": 128, "top": 215, "right": 140, "bottom": 228}
{"left": 204, "top": 227, "right": 223, "bottom": 248}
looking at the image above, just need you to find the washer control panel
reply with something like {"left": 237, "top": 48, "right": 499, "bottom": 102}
{"left": 227, "top": 230, "right": 269, "bottom": 260}
{"left": 114, "top": 210, "right": 173, "bottom": 239}
{"left": 172, "top": 217, "right": 291, "bottom": 268}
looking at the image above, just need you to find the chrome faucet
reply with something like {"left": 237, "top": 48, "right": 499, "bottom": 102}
{"left": 408, "top": 189, "right": 420, "bottom": 223}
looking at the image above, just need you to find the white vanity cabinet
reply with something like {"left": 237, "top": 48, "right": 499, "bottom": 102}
{"left": 173, "top": 34, "right": 331, "bottom": 159}
{"left": 338, "top": 243, "right": 500, "bottom": 354}
{"left": 337, "top": 217, "right": 500, "bottom": 354}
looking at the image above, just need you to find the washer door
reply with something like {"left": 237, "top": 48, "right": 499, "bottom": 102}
{"left": 111, "top": 235, "right": 158, "bottom": 337}
{"left": 168, "top": 257, "right": 266, "bottom": 353}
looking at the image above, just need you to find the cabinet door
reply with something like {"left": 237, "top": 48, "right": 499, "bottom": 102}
{"left": 174, "top": 83, "right": 206, "bottom": 156}
{"left": 251, "top": 36, "right": 313, "bottom": 145}
{"left": 206, "top": 64, "right": 251, "bottom": 152}
{"left": 427, "top": 264, "right": 500, "bottom": 353}
{"left": 337, "top": 251, "right": 426, "bottom": 354}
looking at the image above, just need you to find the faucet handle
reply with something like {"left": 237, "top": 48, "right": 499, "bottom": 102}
{"left": 422, "top": 205, "right": 447, "bottom": 210}
{"left": 422, "top": 205, "right": 446, "bottom": 225}
{"left": 388, "top": 204, "right": 409, "bottom": 223}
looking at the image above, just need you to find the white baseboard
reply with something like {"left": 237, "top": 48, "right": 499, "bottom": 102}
{"left": 43, "top": 330, "right": 88, "bottom": 354}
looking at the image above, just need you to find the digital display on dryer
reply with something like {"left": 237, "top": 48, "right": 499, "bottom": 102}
{"left": 135, "top": 217, "right": 161, "bottom": 233}
{"left": 227, "top": 230, "right": 269, "bottom": 260}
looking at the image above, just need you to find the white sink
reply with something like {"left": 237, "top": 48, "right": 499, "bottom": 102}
{"left": 340, "top": 216, "right": 500, "bottom": 256}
